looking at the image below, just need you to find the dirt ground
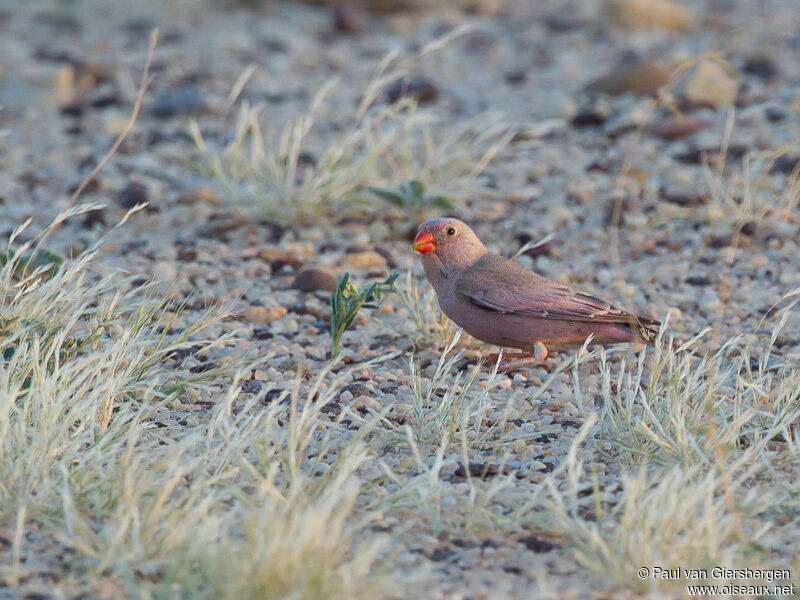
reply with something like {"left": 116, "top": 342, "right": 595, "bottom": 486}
{"left": 1, "top": 0, "right": 799, "bottom": 598}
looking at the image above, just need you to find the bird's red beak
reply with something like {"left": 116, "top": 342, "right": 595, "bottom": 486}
{"left": 413, "top": 230, "right": 436, "bottom": 254}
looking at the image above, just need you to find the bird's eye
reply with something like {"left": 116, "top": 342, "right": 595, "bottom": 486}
{"left": 446, "top": 227, "right": 456, "bottom": 236}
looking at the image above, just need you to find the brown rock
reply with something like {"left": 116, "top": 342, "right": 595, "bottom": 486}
{"left": 333, "top": 2, "right": 361, "bottom": 33}
{"left": 257, "top": 248, "right": 303, "bottom": 271}
{"left": 675, "top": 59, "right": 738, "bottom": 108}
{"left": 118, "top": 181, "right": 148, "bottom": 208}
{"left": 345, "top": 251, "right": 387, "bottom": 270}
{"left": 154, "top": 261, "right": 178, "bottom": 284}
{"left": 82, "top": 206, "right": 106, "bottom": 228}
{"left": 203, "top": 213, "right": 250, "bottom": 235}
{"left": 244, "top": 306, "right": 268, "bottom": 323}
{"left": 515, "top": 233, "right": 552, "bottom": 258}
{"left": 153, "top": 88, "right": 208, "bottom": 118}
{"left": 385, "top": 76, "right": 439, "bottom": 104}
{"left": 659, "top": 188, "right": 709, "bottom": 207}
{"left": 177, "top": 185, "right": 221, "bottom": 206}
{"left": 292, "top": 268, "right": 339, "bottom": 293}
{"left": 52, "top": 64, "right": 76, "bottom": 105}
{"left": 244, "top": 305, "right": 287, "bottom": 323}
{"left": 605, "top": 0, "right": 692, "bottom": 32}
{"left": 769, "top": 155, "right": 800, "bottom": 175}
{"left": 572, "top": 106, "right": 610, "bottom": 127}
{"left": 647, "top": 116, "right": 712, "bottom": 140}
{"left": 585, "top": 62, "right": 671, "bottom": 96}
{"left": 743, "top": 51, "right": 779, "bottom": 82}
{"left": 267, "top": 307, "right": 288, "bottom": 321}
{"left": 673, "top": 144, "right": 749, "bottom": 165}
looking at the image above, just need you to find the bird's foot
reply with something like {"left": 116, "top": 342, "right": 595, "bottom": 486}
{"left": 483, "top": 351, "right": 526, "bottom": 369}
{"left": 486, "top": 343, "right": 548, "bottom": 373}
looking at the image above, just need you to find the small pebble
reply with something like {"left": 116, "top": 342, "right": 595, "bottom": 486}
{"left": 118, "top": 181, "right": 148, "bottom": 208}
{"left": 293, "top": 268, "right": 339, "bottom": 292}
{"left": 332, "top": 2, "right": 360, "bottom": 33}
{"left": 177, "top": 185, "right": 221, "bottom": 206}
{"left": 345, "top": 251, "right": 387, "bottom": 270}
{"left": 244, "top": 306, "right": 288, "bottom": 323}
{"left": 385, "top": 76, "right": 439, "bottom": 104}
{"left": 153, "top": 88, "right": 207, "bottom": 118}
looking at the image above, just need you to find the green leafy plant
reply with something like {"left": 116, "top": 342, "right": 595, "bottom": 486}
{"left": 330, "top": 271, "right": 399, "bottom": 359}
{"left": 369, "top": 179, "right": 454, "bottom": 220}
{"left": 0, "top": 247, "right": 64, "bottom": 280}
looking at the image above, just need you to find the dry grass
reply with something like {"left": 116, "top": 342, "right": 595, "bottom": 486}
{"left": 532, "top": 308, "right": 800, "bottom": 595}
{"left": 538, "top": 96, "right": 799, "bottom": 594}
{"left": 191, "top": 46, "right": 514, "bottom": 225}
{"left": 545, "top": 442, "right": 772, "bottom": 595}
{"left": 0, "top": 208, "right": 390, "bottom": 599}
{"left": 154, "top": 367, "right": 389, "bottom": 600}
{"left": 370, "top": 304, "right": 800, "bottom": 594}
{"left": 405, "top": 330, "right": 505, "bottom": 448}
{"left": 597, "top": 318, "right": 800, "bottom": 468}
{"left": 392, "top": 272, "right": 459, "bottom": 349}
{"left": 3, "top": 207, "right": 798, "bottom": 599}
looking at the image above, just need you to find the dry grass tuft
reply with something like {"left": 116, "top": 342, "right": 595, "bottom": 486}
{"left": 597, "top": 318, "right": 800, "bottom": 468}
{"left": 192, "top": 51, "right": 513, "bottom": 225}
{"left": 546, "top": 440, "right": 770, "bottom": 594}
{"left": 0, "top": 208, "right": 389, "bottom": 598}
{"left": 393, "top": 272, "right": 459, "bottom": 349}
{"left": 534, "top": 308, "right": 800, "bottom": 594}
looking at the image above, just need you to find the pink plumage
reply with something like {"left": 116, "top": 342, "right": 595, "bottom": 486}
{"left": 413, "top": 218, "right": 659, "bottom": 362}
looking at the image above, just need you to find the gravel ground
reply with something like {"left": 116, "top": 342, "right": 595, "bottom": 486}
{"left": 1, "top": 0, "right": 799, "bottom": 598}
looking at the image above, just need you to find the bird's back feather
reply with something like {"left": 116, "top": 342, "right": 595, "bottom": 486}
{"left": 455, "top": 254, "right": 660, "bottom": 342}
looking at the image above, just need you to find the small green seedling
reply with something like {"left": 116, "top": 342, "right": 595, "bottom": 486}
{"left": 330, "top": 270, "right": 399, "bottom": 359}
{"left": 369, "top": 179, "right": 453, "bottom": 219}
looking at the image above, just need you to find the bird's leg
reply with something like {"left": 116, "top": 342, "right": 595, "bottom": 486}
{"left": 486, "top": 343, "right": 548, "bottom": 372}
{"left": 483, "top": 350, "right": 526, "bottom": 365}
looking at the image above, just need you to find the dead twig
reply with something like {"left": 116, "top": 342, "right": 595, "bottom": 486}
{"left": 67, "top": 29, "right": 159, "bottom": 209}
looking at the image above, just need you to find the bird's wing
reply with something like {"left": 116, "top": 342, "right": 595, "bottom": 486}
{"left": 455, "top": 254, "right": 646, "bottom": 326}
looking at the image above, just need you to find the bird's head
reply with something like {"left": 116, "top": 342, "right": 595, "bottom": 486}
{"left": 413, "top": 217, "right": 487, "bottom": 267}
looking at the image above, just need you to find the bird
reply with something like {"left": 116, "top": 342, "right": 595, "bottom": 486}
{"left": 412, "top": 217, "right": 660, "bottom": 370}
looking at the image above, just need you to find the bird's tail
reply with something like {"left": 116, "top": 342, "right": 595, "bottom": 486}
{"left": 632, "top": 314, "right": 661, "bottom": 344}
